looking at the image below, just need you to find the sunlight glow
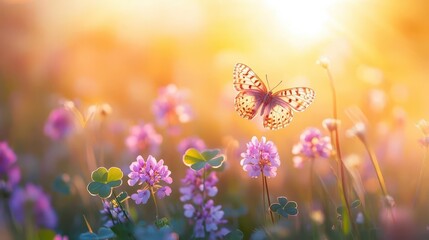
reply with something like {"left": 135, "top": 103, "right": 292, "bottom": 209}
{"left": 267, "top": 0, "right": 342, "bottom": 43}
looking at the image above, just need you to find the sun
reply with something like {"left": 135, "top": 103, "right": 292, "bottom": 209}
{"left": 266, "top": 0, "right": 342, "bottom": 44}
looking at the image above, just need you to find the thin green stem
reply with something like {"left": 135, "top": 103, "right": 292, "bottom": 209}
{"left": 103, "top": 199, "right": 118, "bottom": 226}
{"left": 262, "top": 171, "right": 267, "bottom": 223}
{"left": 309, "top": 158, "right": 318, "bottom": 240}
{"left": 151, "top": 187, "right": 159, "bottom": 220}
{"left": 360, "top": 138, "right": 396, "bottom": 225}
{"left": 324, "top": 67, "right": 355, "bottom": 237}
{"left": 112, "top": 191, "right": 132, "bottom": 223}
{"left": 264, "top": 175, "right": 275, "bottom": 224}
{"left": 309, "top": 158, "right": 315, "bottom": 206}
{"left": 326, "top": 67, "right": 337, "bottom": 120}
{"left": 2, "top": 197, "right": 20, "bottom": 239}
{"left": 202, "top": 168, "right": 207, "bottom": 236}
{"left": 203, "top": 167, "right": 206, "bottom": 204}
{"left": 24, "top": 204, "right": 35, "bottom": 240}
{"left": 414, "top": 146, "right": 428, "bottom": 207}
{"left": 361, "top": 139, "right": 388, "bottom": 198}
{"left": 112, "top": 192, "right": 136, "bottom": 240}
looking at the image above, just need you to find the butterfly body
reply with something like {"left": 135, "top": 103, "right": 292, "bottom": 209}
{"left": 233, "top": 63, "right": 315, "bottom": 130}
{"left": 258, "top": 90, "right": 274, "bottom": 116}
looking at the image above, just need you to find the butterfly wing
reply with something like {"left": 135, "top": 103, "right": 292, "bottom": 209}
{"left": 233, "top": 63, "right": 267, "bottom": 92}
{"left": 233, "top": 63, "right": 315, "bottom": 130}
{"left": 234, "top": 90, "right": 265, "bottom": 120}
{"left": 263, "top": 87, "right": 315, "bottom": 130}
{"left": 263, "top": 104, "right": 294, "bottom": 130}
{"left": 274, "top": 87, "right": 315, "bottom": 112}
{"left": 233, "top": 63, "right": 268, "bottom": 120}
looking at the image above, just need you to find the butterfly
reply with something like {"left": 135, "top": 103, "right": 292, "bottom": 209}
{"left": 233, "top": 63, "right": 315, "bottom": 130}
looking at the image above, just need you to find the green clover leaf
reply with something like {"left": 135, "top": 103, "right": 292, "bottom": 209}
{"left": 155, "top": 217, "right": 170, "bottom": 229}
{"left": 225, "top": 229, "right": 244, "bottom": 240}
{"left": 183, "top": 148, "right": 225, "bottom": 171}
{"left": 336, "top": 199, "right": 361, "bottom": 220}
{"left": 87, "top": 167, "right": 123, "bottom": 199}
{"left": 111, "top": 191, "right": 129, "bottom": 208}
{"left": 79, "top": 227, "right": 116, "bottom": 240}
{"left": 270, "top": 196, "right": 299, "bottom": 218}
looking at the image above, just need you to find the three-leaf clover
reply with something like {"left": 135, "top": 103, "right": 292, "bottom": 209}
{"left": 79, "top": 227, "right": 115, "bottom": 240}
{"left": 183, "top": 148, "right": 225, "bottom": 171}
{"left": 87, "top": 167, "right": 123, "bottom": 199}
{"left": 337, "top": 199, "right": 361, "bottom": 220}
{"left": 225, "top": 229, "right": 244, "bottom": 240}
{"left": 155, "top": 217, "right": 170, "bottom": 229}
{"left": 270, "top": 196, "right": 298, "bottom": 218}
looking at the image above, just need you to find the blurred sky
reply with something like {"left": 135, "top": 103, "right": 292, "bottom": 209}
{"left": 1, "top": 0, "right": 429, "bottom": 168}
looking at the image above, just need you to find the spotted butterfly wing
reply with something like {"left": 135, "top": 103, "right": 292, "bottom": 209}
{"left": 233, "top": 63, "right": 315, "bottom": 130}
{"left": 233, "top": 63, "right": 267, "bottom": 119}
{"left": 263, "top": 87, "right": 315, "bottom": 130}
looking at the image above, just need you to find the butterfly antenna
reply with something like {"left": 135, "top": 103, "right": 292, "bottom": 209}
{"left": 271, "top": 80, "right": 283, "bottom": 91}
{"left": 265, "top": 74, "right": 271, "bottom": 90}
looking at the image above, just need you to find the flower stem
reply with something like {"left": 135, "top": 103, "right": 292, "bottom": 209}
{"left": 203, "top": 167, "right": 206, "bottom": 203}
{"left": 150, "top": 188, "right": 159, "bottom": 220}
{"left": 414, "top": 146, "right": 428, "bottom": 207}
{"left": 324, "top": 67, "right": 354, "bottom": 236}
{"left": 112, "top": 191, "right": 132, "bottom": 223}
{"left": 261, "top": 171, "right": 267, "bottom": 223}
{"left": 2, "top": 198, "right": 20, "bottom": 239}
{"left": 202, "top": 168, "right": 207, "bottom": 235}
{"left": 309, "top": 158, "right": 318, "bottom": 239}
{"left": 264, "top": 176, "right": 275, "bottom": 224}
{"left": 309, "top": 158, "right": 315, "bottom": 206}
{"left": 360, "top": 138, "right": 395, "bottom": 224}
{"left": 103, "top": 199, "right": 117, "bottom": 225}
{"left": 361, "top": 140, "right": 388, "bottom": 199}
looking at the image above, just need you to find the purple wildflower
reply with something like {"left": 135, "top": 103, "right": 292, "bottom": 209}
{"left": 0, "top": 141, "right": 20, "bottom": 192}
{"left": 44, "top": 107, "right": 74, "bottom": 140}
{"left": 240, "top": 136, "right": 280, "bottom": 178}
{"left": 183, "top": 200, "right": 229, "bottom": 239}
{"left": 152, "top": 84, "right": 193, "bottom": 135}
{"left": 125, "top": 122, "right": 162, "bottom": 154}
{"left": 177, "top": 137, "right": 206, "bottom": 155}
{"left": 292, "top": 128, "right": 332, "bottom": 168}
{"left": 54, "top": 235, "right": 69, "bottom": 240}
{"left": 100, "top": 200, "right": 128, "bottom": 228}
{"left": 179, "top": 168, "right": 218, "bottom": 205}
{"left": 128, "top": 155, "right": 172, "bottom": 205}
{"left": 9, "top": 184, "right": 57, "bottom": 229}
{"left": 180, "top": 168, "right": 228, "bottom": 239}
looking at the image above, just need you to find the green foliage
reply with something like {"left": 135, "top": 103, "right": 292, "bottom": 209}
{"left": 79, "top": 227, "right": 116, "bottom": 240}
{"left": 336, "top": 199, "right": 361, "bottom": 220}
{"left": 351, "top": 199, "right": 361, "bottom": 208}
{"left": 183, "top": 148, "right": 225, "bottom": 171}
{"left": 37, "top": 229, "right": 56, "bottom": 239}
{"left": 155, "top": 217, "right": 170, "bottom": 229}
{"left": 87, "top": 167, "right": 123, "bottom": 199}
{"left": 225, "top": 229, "right": 244, "bottom": 240}
{"left": 270, "top": 196, "right": 298, "bottom": 218}
{"left": 112, "top": 191, "right": 129, "bottom": 207}
{"left": 53, "top": 174, "right": 71, "bottom": 195}
{"left": 111, "top": 222, "right": 134, "bottom": 239}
